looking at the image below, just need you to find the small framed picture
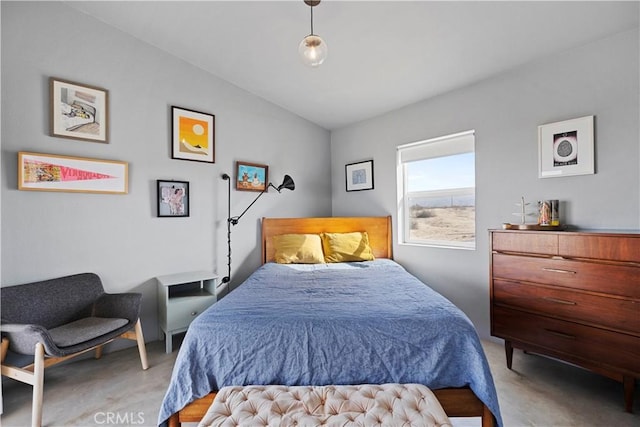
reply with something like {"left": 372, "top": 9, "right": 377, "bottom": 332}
{"left": 50, "top": 77, "right": 109, "bottom": 143}
{"left": 345, "top": 160, "right": 374, "bottom": 192}
{"left": 157, "top": 180, "right": 189, "bottom": 217}
{"left": 538, "top": 115, "right": 594, "bottom": 178}
{"left": 235, "top": 161, "right": 268, "bottom": 192}
{"left": 171, "top": 106, "right": 215, "bottom": 163}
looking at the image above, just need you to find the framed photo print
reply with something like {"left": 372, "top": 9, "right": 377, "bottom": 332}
{"left": 235, "top": 161, "right": 268, "bottom": 192}
{"left": 171, "top": 106, "right": 215, "bottom": 163}
{"left": 345, "top": 160, "right": 374, "bottom": 192}
{"left": 157, "top": 180, "right": 189, "bottom": 217}
{"left": 538, "top": 115, "right": 594, "bottom": 178}
{"left": 18, "top": 152, "right": 127, "bottom": 194}
{"left": 50, "top": 78, "right": 109, "bottom": 143}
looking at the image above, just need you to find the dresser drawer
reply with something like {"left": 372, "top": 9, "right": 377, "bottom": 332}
{"left": 166, "top": 295, "right": 216, "bottom": 331}
{"left": 493, "top": 279, "right": 640, "bottom": 335}
{"left": 559, "top": 234, "right": 640, "bottom": 263}
{"left": 492, "top": 231, "right": 557, "bottom": 255}
{"left": 493, "top": 306, "right": 640, "bottom": 375}
{"left": 492, "top": 253, "right": 640, "bottom": 299}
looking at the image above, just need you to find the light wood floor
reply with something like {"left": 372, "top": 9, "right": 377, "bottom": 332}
{"left": 1, "top": 338, "right": 638, "bottom": 426}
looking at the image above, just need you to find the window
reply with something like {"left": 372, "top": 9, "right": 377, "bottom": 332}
{"left": 397, "top": 130, "right": 475, "bottom": 249}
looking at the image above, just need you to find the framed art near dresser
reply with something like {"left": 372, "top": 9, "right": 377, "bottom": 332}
{"left": 538, "top": 115, "right": 594, "bottom": 178}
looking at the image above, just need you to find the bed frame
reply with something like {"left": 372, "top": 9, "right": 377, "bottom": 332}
{"left": 262, "top": 216, "right": 393, "bottom": 263}
{"left": 168, "top": 216, "right": 494, "bottom": 427}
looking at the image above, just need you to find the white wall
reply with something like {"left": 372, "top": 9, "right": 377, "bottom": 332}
{"left": 1, "top": 2, "right": 332, "bottom": 344}
{"left": 330, "top": 29, "right": 640, "bottom": 339}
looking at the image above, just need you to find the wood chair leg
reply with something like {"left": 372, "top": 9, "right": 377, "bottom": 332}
{"left": 134, "top": 319, "right": 149, "bottom": 370}
{"left": 95, "top": 344, "right": 104, "bottom": 360}
{"left": 1, "top": 340, "right": 46, "bottom": 427}
{"left": 1, "top": 338, "right": 9, "bottom": 363}
{"left": 32, "top": 342, "right": 45, "bottom": 427}
{"left": 120, "top": 319, "right": 149, "bottom": 370}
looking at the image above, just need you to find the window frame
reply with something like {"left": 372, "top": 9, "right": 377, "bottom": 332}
{"left": 396, "top": 130, "right": 476, "bottom": 250}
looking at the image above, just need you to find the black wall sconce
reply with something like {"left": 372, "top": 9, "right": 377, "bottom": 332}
{"left": 220, "top": 173, "right": 295, "bottom": 285}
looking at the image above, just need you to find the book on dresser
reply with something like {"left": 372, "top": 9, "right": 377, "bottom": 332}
{"left": 489, "top": 229, "right": 639, "bottom": 412}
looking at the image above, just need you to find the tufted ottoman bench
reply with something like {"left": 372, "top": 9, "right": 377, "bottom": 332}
{"left": 198, "top": 383, "right": 452, "bottom": 427}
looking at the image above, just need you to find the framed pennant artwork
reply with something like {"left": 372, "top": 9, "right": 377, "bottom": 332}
{"left": 18, "top": 152, "right": 128, "bottom": 194}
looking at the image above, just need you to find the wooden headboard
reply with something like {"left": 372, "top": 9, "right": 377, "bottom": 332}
{"left": 261, "top": 216, "right": 393, "bottom": 264}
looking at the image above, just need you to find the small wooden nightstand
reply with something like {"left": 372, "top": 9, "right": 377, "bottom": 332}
{"left": 156, "top": 271, "right": 218, "bottom": 353}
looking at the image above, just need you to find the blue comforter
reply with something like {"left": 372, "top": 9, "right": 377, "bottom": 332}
{"left": 158, "top": 259, "right": 502, "bottom": 426}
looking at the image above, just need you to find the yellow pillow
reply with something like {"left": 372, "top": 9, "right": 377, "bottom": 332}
{"left": 272, "top": 234, "right": 325, "bottom": 264}
{"left": 321, "top": 232, "right": 375, "bottom": 263}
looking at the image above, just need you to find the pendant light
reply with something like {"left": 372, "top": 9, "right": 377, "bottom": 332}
{"left": 299, "top": 0, "right": 327, "bottom": 67}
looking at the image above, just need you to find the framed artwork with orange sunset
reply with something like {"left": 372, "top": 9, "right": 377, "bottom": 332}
{"left": 171, "top": 106, "right": 215, "bottom": 163}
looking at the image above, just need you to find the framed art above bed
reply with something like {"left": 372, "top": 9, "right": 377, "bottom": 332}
{"left": 345, "top": 160, "right": 374, "bottom": 192}
{"left": 235, "top": 161, "right": 268, "bottom": 192}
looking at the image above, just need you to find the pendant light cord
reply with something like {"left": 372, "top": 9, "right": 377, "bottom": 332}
{"left": 310, "top": 5, "right": 314, "bottom": 35}
{"left": 222, "top": 174, "right": 231, "bottom": 284}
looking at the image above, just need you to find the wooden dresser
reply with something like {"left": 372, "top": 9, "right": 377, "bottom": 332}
{"left": 489, "top": 229, "right": 640, "bottom": 412}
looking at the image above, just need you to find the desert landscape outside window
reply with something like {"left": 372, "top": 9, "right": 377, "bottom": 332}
{"left": 397, "top": 131, "right": 476, "bottom": 249}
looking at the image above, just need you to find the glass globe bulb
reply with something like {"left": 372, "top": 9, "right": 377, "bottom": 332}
{"left": 298, "top": 34, "right": 328, "bottom": 67}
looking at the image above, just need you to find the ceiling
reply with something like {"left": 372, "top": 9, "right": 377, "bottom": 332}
{"left": 65, "top": 1, "right": 639, "bottom": 130}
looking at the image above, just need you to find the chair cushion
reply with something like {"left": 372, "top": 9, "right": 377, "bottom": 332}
{"left": 48, "top": 317, "right": 128, "bottom": 348}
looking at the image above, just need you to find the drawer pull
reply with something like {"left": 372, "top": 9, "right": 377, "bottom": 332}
{"left": 544, "top": 329, "right": 576, "bottom": 340}
{"left": 541, "top": 267, "right": 576, "bottom": 275}
{"left": 191, "top": 311, "right": 198, "bottom": 316}
{"left": 543, "top": 297, "right": 576, "bottom": 306}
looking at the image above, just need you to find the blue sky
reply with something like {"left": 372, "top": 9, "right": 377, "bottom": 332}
{"left": 407, "top": 152, "right": 475, "bottom": 192}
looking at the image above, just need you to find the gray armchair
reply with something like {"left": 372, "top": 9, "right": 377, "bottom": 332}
{"left": 0, "top": 273, "right": 149, "bottom": 427}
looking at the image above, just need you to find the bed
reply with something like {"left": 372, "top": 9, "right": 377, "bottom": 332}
{"left": 159, "top": 216, "right": 502, "bottom": 427}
